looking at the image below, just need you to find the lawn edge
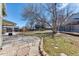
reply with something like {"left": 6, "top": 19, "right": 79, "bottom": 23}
{"left": 39, "top": 37, "right": 49, "bottom": 56}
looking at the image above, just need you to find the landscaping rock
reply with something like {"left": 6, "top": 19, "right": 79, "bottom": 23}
{"left": 60, "top": 53, "right": 67, "bottom": 56}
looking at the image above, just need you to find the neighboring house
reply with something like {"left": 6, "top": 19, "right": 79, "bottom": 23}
{"left": 20, "top": 27, "right": 28, "bottom": 32}
{"left": 2, "top": 19, "right": 19, "bottom": 35}
{"left": 59, "top": 13, "right": 79, "bottom": 32}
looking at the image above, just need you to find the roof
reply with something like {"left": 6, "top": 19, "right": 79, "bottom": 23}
{"left": 2, "top": 19, "right": 16, "bottom": 26}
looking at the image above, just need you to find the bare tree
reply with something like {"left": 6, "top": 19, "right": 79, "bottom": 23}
{"left": 42, "top": 3, "right": 76, "bottom": 35}
{"left": 42, "top": 3, "right": 59, "bottom": 37}
{"left": 22, "top": 3, "right": 64, "bottom": 36}
{"left": 22, "top": 4, "right": 52, "bottom": 30}
{"left": 22, "top": 3, "right": 77, "bottom": 37}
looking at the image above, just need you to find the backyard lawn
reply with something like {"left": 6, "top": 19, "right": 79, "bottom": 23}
{"left": 43, "top": 34, "right": 79, "bottom": 56}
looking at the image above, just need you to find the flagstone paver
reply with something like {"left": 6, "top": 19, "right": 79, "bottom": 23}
{"left": 0, "top": 35, "right": 41, "bottom": 56}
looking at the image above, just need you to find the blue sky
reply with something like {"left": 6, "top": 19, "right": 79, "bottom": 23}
{"left": 4, "top": 3, "right": 27, "bottom": 28}
{"left": 4, "top": 3, "right": 79, "bottom": 28}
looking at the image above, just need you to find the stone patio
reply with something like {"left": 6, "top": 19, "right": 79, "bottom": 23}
{"left": 0, "top": 35, "right": 41, "bottom": 56}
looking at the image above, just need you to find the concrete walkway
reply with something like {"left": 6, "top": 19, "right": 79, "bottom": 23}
{"left": 0, "top": 36, "right": 41, "bottom": 56}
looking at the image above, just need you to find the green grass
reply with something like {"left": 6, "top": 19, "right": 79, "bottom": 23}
{"left": 43, "top": 35, "right": 79, "bottom": 56}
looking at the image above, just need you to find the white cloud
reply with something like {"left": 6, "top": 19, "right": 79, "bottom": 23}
{"left": 59, "top": 3, "right": 69, "bottom": 10}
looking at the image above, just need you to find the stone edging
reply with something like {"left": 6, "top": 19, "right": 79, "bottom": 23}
{"left": 39, "top": 37, "right": 49, "bottom": 56}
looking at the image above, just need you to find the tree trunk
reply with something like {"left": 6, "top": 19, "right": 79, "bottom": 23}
{"left": 52, "top": 3, "right": 57, "bottom": 37}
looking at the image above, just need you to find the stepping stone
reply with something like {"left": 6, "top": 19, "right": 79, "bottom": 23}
{"left": 16, "top": 44, "right": 30, "bottom": 56}
{"left": 54, "top": 46, "right": 58, "bottom": 49}
{"left": 60, "top": 53, "right": 67, "bottom": 56}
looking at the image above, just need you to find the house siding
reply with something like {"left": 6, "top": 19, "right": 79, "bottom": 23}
{"left": 72, "top": 25, "right": 79, "bottom": 32}
{"left": 59, "top": 13, "right": 79, "bottom": 32}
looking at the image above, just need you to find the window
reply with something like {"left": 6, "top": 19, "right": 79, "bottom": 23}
{"left": 6, "top": 28, "right": 12, "bottom": 32}
{"left": 14, "top": 28, "right": 19, "bottom": 32}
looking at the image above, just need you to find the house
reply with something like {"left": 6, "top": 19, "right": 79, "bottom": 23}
{"left": 19, "top": 27, "right": 28, "bottom": 32}
{"left": 2, "top": 19, "right": 19, "bottom": 35}
{"left": 60, "top": 13, "right": 79, "bottom": 32}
